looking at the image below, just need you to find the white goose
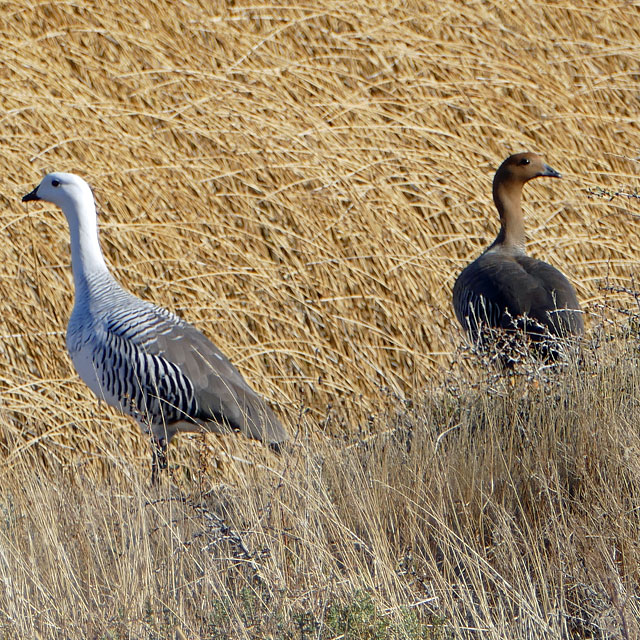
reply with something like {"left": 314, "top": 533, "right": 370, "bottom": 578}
{"left": 23, "top": 173, "right": 288, "bottom": 481}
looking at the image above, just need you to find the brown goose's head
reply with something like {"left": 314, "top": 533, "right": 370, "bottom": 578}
{"left": 490, "top": 152, "right": 561, "bottom": 251}
{"left": 494, "top": 152, "right": 561, "bottom": 188}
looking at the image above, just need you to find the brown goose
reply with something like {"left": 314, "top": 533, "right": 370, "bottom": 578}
{"left": 452, "top": 152, "right": 583, "bottom": 358}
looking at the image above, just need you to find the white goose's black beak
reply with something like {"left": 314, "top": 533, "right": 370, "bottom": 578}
{"left": 22, "top": 187, "right": 40, "bottom": 202}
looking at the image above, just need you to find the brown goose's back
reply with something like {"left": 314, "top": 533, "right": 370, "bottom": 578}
{"left": 453, "top": 248, "right": 583, "bottom": 342}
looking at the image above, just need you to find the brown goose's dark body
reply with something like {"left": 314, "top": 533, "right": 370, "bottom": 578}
{"left": 452, "top": 152, "right": 583, "bottom": 351}
{"left": 453, "top": 248, "right": 583, "bottom": 339}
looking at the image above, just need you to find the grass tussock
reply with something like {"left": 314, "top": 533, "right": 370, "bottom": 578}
{"left": 1, "top": 0, "right": 640, "bottom": 637}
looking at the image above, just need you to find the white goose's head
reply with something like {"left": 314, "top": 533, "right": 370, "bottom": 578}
{"left": 23, "top": 172, "right": 106, "bottom": 279}
{"left": 23, "top": 172, "right": 95, "bottom": 215}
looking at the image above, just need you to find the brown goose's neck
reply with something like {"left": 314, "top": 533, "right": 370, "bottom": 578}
{"left": 491, "top": 177, "right": 526, "bottom": 252}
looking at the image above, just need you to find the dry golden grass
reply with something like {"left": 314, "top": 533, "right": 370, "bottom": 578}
{"left": 0, "top": 0, "right": 640, "bottom": 637}
{"left": 1, "top": 340, "right": 640, "bottom": 639}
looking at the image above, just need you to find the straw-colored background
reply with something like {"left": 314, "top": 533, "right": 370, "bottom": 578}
{"left": 1, "top": 0, "right": 639, "bottom": 463}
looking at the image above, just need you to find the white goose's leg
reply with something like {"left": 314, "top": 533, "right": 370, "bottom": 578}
{"left": 151, "top": 436, "right": 168, "bottom": 485}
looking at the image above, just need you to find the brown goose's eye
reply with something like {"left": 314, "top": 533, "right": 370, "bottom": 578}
{"left": 518, "top": 158, "right": 530, "bottom": 166}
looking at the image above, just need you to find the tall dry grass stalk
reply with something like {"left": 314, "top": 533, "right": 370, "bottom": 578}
{"left": 0, "top": 0, "right": 639, "bottom": 636}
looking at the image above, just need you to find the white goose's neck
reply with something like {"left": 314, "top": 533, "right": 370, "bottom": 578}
{"left": 64, "top": 196, "right": 110, "bottom": 297}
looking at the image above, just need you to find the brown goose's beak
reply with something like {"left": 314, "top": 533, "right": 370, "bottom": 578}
{"left": 22, "top": 187, "right": 40, "bottom": 202}
{"left": 542, "top": 164, "right": 561, "bottom": 179}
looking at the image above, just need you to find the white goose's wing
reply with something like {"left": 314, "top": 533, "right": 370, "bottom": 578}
{"left": 87, "top": 291, "right": 287, "bottom": 445}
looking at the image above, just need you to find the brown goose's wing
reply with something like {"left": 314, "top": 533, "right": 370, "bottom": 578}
{"left": 453, "top": 252, "right": 583, "bottom": 338}
{"left": 514, "top": 255, "right": 583, "bottom": 336}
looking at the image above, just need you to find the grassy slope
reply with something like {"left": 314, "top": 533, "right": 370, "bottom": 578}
{"left": 1, "top": 344, "right": 640, "bottom": 639}
{"left": 0, "top": 0, "right": 639, "bottom": 637}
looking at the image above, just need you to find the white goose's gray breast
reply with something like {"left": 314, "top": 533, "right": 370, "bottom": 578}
{"left": 67, "top": 279, "right": 199, "bottom": 427}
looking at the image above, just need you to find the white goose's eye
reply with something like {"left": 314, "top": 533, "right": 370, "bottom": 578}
{"left": 51, "top": 179, "right": 61, "bottom": 187}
